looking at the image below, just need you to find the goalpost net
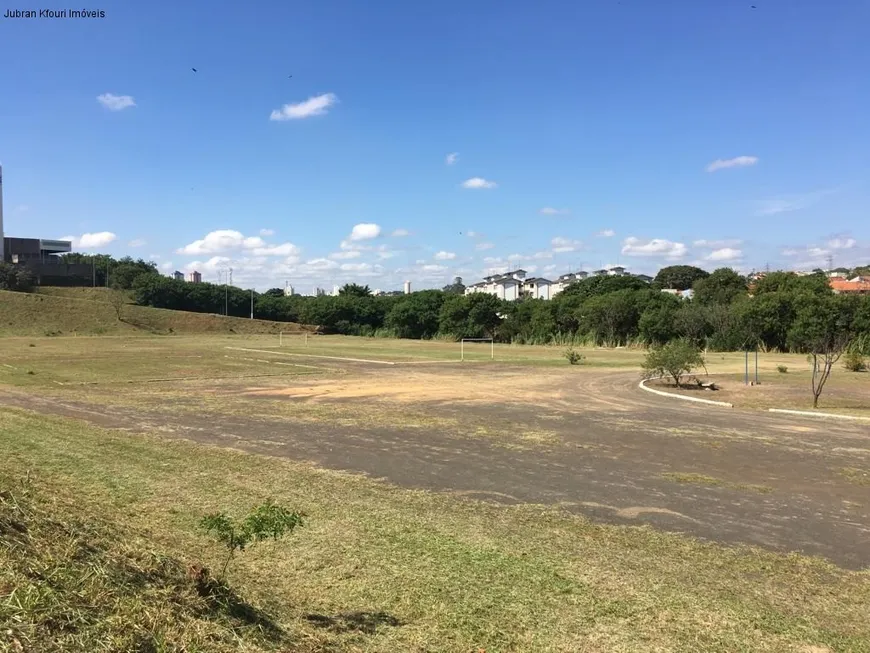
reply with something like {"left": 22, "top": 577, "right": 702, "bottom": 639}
{"left": 460, "top": 338, "right": 494, "bottom": 361}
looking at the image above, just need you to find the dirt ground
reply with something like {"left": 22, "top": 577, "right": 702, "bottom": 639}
{"left": 2, "top": 354, "right": 869, "bottom": 569}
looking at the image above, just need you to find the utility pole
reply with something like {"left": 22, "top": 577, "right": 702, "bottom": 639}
{"left": 106, "top": 260, "right": 110, "bottom": 288}
{"left": 250, "top": 289, "right": 254, "bottom": 319}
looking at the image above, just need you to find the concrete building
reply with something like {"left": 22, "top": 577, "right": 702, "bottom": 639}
{"left": 172, "top": 271, "right": 184, "bottom": 281}
{"left": 284, "top": 284, "right": 295, "bottom": 296}
{"left": 403, "top": 280, "right": 412, "bottom": 294}
{"left": 187, "top": 270, "right": 202, "bottom": 283}
{"left": 523, "top": 277, "right": 552, "bottom": 300}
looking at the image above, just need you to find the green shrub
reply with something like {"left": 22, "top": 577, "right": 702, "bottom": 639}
{"left": 564, "top": 347, "right": 585, "bottom": 365}
{"left": 776, "top": 364, "right": 788, "bottom": 374}
{"left": 844, "top": 350, "right": 867, "bottom": 372}
{"left": 201, "top": 501, "right": 304, "bottom": 577}
{"left": 642, "top": 340, "right": 705, "bottom": 387}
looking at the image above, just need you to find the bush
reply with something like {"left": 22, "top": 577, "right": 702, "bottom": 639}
{"left": 642, "top": 339, "right": 705, "bottom": 387}
{"left": 201, "top": 501, "right": 304, "bottom": 577}
{"left": 564, "top": 347, "right": 585, "bottom": 365}
{"left": 776, "top": 364, "right": 788, "bottom": 374}
{"left": 844, "top": 350, "right": 867, "bottom": 372}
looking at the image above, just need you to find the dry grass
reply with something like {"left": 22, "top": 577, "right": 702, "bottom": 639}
{"left": 661, "top": 472, "right": 774, "bottom": 494}
{"left": 1, "top": 408, "right": 869, "bottom": 652}
{"left": 649, "top": 371, "right": 870, "bottom": 417}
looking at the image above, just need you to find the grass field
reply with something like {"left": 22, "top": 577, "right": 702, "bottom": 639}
{"left": 2, "top": 408, "right": 868, "bottom": 653}
{"left": 0, "top": 289, "right": 310, "bottom": 336}
{"left": 2, "top": 330, "right": 869, "bottom": 650}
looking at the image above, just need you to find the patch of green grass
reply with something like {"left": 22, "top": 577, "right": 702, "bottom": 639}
{"left": 1, "top": 408, "right": 868, "bottom": 652}
{"left": 0, "top": 477, "right": 292, "bottom": 652}
{"left": 0, "top": 289, "right": 309, "bottom": 337}
{"left": 840, "top": 467, "right": 870, "bottom": 487}
{"left": 662, "top": 472, "right": 774, "bottom": 494}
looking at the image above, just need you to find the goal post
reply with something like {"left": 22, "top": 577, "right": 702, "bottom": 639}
{"left": 460, "top": 337, "right": 494, "bottom": 361}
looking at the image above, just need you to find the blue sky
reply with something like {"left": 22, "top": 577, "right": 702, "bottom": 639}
{"left": 2, "top": 0, "right": 869, "bottom": 291}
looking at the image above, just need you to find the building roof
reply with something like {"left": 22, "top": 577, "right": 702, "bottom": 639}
{"left": 830, "top": 278, "right": 870, "bottom": 293}
{"left": 524, "top": 277, "right": 552, "bottom": 284}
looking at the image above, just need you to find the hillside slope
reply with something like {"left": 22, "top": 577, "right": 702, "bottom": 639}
{"left": 0, "top": 290, "right": 309, "bottom": 336}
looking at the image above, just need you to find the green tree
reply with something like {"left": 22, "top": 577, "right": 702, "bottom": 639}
{"left": 693, "top": 268, "right": 747, "bottom": 305}
{"left": 673, "top": 302, "right": 712, "bottom": 347}
{"left": 0, "top": 263, "right": 36, "bottom": 292}
{"left": 560, "top": 275, "right": 649, "bottom": 301}
{"left": 642, "top": 339, "right": 706, "bottom": 387}
{"left": 384, "top": 290, "right": 445, "bottom": 338}
{"left": 442, "top": 276, "right": 466, "bottom": 295}
{"left": 753, "top": 271, "right": 831, "bottom": 297}
{"left": 653, "top": 265, "right": 709, "bottom": 291}
{"left": 338, "top": 283, "right": 372, "bottom": 298}
{"left": 580, "top": 289, "right": 647, "bottom": 346}
{"left": 787, "top": 295, "right": 856, "bottom": 408}
{"left": 638, "top": 293, "right": 681, "bottom": 345}
{"left": 438, "top": 293, "right": 503, "bottom": 340}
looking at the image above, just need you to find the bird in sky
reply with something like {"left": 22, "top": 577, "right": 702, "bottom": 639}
{"left": 288, "top": 75, "right": 293, "bottom": 79}
{"left": 191, "top": 67, "right": 197, "bottom": 72}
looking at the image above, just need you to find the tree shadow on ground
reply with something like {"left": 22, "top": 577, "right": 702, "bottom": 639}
{"left": 305, "top": 611, "right": 402, "bottom": 634}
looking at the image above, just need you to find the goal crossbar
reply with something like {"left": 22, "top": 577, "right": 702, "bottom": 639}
{"left": 460, "top": 338, "right": 494, "bottom": 361}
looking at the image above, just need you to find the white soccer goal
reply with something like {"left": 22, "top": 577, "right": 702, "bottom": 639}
{"left": 460, "top": 337, "right": 494, "bottom": 361}
{"left": 278, "top": 332, "right": 309, "bottom": 347}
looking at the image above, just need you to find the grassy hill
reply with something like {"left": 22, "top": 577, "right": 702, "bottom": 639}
{"left": 0, "top": 289, "right": 309, "bottom": 336}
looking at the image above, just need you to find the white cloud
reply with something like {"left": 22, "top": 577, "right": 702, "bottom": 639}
{"left": 148, "top": 253, "right": 161, "bottom": 260}
{"left": 596, "top": 229, "right": 616, "bottom": 238}
{"left": 828, "top": 237, "right": 856, "bottom": 250}
{"left": 349, "top": 223, "right": 382, "bottom": 241}
{"left": 532, "top": 250, "right": 554, "bottom": 260}
{"left": 551, "top": 236, "right": 581, "bottom": 253}
{"left": 434, "top": 251, "right": 456, "bottom": 260}
{"left": 753, "top": 189, "right": 838, "bottom": 216}
{"left": 476, "top": 242, "right": 495, "bottom": 251}
{"left": 97, "top": 93, "right": 136, "bottom": 111}
{"left": 422, "top": 264, "right": 447, "bottom": 272}
{"left": 466, "top": 231, "right": 480, "bottom": 238}
{"left": 304, "top": 258, "right": 339, "bottom": 271}
{"left": 259, "top": 228, "right": 275, "bottom": 237}
{"left": 329, "top": 250, "right": 362, "bottom": 260}
{"left": 705, "top": 247, "right": 743, "bottom": 262}
{"left": 270, "top": 92, "right": 338, "bottom": 121}
{"left": 621, "top": 237, "right": 688, "bottom": 260}
{"left": 705, "top": 155, "right": 758, "bottom": 173}
{"left": 177, "top": 229, "right": 298, "bottom": 258}
{"left": 693, "top": 239, "right": 742, "bottom": 248}
{"left": 391, "top": 228, "right": 410, "bottom": 237}
{"left": 61, "top": 231, "right": 118, "bottom": 249}
{"left": 159, "top": 262, "right": 174, "bottom": 272}
{"left": 251, "top": 243, "right": 300, "bottom": 257}
{"left": 446, "top": 152, "right": 458, "bottom": 165}
{"left": 539, "top": 207, "right": 569, "bottom": 216}
{"left": 461, "top": 177, "right": 497, "bottom": 189}
{"left": 177, "top": 230, "right": 266, "bottom": 255}
{"left": 128, "top": 238, "right": 147, "bottom": 247}
{"left": 377, "top": 250, "right": 397, "bottom": 259}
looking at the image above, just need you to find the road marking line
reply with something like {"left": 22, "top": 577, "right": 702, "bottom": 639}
{"left": 768, "top": 408, "right": 870, "bottom": 422}
{"left": 225, "top": 346, "right": 397, "bottom": 365}
{"left": 638, "top": 378, "right": 733, "bottom": 408}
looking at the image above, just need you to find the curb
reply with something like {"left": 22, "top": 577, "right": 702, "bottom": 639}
{"left": 638, "top": 378, "right": 733, "bottom": 408}
{"left": 768, "top": 408, "right": 870, "bottom": 423}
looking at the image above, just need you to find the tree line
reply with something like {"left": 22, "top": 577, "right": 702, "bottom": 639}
{"left": 6, "top": 254, "right": 870, "bottom": 355}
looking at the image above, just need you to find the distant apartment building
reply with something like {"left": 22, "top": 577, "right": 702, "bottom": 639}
{"left": 465, "top": 266, "right": 646, "bottom": 302}
{"left": 403, "top": 281, "right": 412, "bottom": 294}
{"left": 187, "top": 271, "right": 202, "bottom": 283}
{"left": 172, "top": 271, "right": 184, "bottom": 282}
{"left": 284, "top": 284, "right": 295, "bottom": 296}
